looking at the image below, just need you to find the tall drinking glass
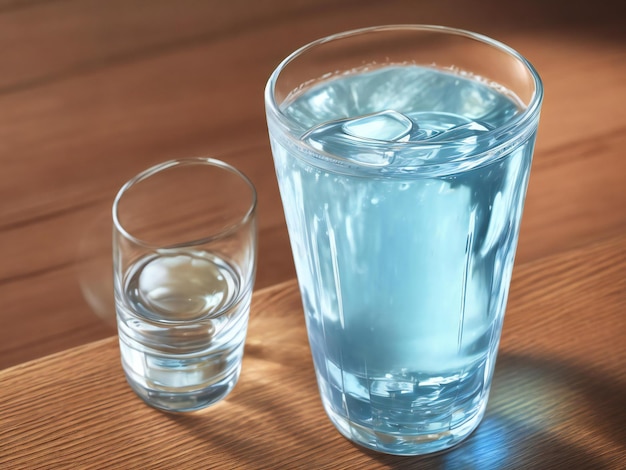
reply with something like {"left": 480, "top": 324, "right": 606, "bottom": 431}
{"left": 113, "top": 158, "right": 257, "bottom": 412}
{"left": 265, "top": 25, "right": 542, "bottom": 455}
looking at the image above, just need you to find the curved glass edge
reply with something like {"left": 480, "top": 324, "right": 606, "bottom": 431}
{"left": 112, "top": 157, "right": 258, "bottom": 250}
{"left": 264, "top": 25, "right": 544, "bottom": 176}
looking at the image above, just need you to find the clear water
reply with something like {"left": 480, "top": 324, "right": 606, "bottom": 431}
{"left": 268, "top": 65, "right": 537, "bottom": 454}
{"left": 116, "top": 250, "right": 251, "bottom": 411}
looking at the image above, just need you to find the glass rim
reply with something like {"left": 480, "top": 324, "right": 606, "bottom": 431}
{"left": 112, "top": 157, "right": 257, "bottom": 249}
{"left": 264, "top": 24, "right": 544, "bottom": 171}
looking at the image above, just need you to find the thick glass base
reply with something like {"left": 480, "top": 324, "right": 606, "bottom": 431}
{"left": 123, "top": 369, "right": 240, "bottom": 412}
{"left": 324, "top": 397, "right": 487, "bottom": 456}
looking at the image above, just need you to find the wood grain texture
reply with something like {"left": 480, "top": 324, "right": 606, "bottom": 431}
{"left": 0, "top": 0, "right": 623, "bottom": 397}
{"left": 1, "top": 232, "right": 624, "bottom": 469}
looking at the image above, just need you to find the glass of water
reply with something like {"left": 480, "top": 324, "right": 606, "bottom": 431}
{"left": 265, "top": 25, "right": 542, "bottom": 454}
{"left": 112, "top": 158, "right": 257, "bottom": 412}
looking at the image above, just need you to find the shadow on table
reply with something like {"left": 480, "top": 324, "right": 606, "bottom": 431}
{"left": 163, "top": 352, "right": 625, "bottom": 469}
{"left": 364, "top": 353, "right": 626, "bottom": 469}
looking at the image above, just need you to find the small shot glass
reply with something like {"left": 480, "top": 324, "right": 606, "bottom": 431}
{"left": 112, "top": 158, "right": 257, "bottom": 412}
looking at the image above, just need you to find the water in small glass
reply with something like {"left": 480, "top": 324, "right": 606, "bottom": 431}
{"left": 116, "top": 249, "right": 251, "bottom": 412}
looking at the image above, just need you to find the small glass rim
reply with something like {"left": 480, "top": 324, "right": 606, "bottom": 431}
{"left": 112, "top": 157, "right": 257, "bottom": 250}
{"left": 264, "top": 24, "right": 544, "bottom": 170}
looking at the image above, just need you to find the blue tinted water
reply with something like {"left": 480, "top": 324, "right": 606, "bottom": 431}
{"left": 268, "top": 65, "right": 537, "bottom": 454}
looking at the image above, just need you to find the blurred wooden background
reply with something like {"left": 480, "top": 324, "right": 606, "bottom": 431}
{"left": 0, "top": 0, "right": 624, "bottom": 369}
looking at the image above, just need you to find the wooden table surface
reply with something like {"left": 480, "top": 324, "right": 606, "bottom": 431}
{"left": 1, "top": 0, "right": 625, "bottom": 468}
{"left": 2, "top": 247, "right": 625, "bottom": 469}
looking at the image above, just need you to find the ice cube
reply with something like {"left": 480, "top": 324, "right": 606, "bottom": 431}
{"left": 341, "top": 110, "right": 413, "bottom": 142}
{"left": 138, "top": 253, "right": 226, "bottom": 319}
{"left": 424, "top": 120, "right": 491, "bottom": 142}
{"left": 302, "top": 110, "right": 415, "bottom": 167}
